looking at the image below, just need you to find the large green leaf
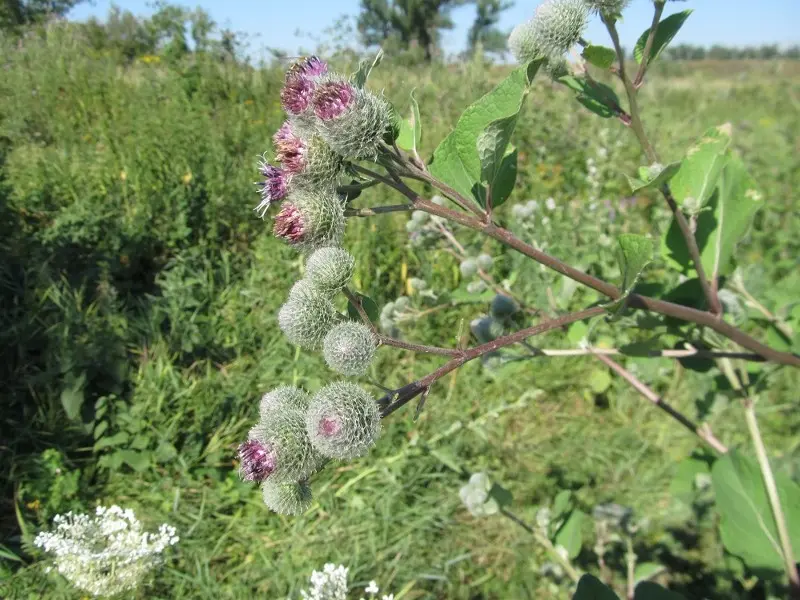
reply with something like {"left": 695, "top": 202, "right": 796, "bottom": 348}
{"left": 573, "top": 574, "right": 620, "bottom": 600}
{"left": 478, "top": 115, "right": 517, "bottom": 186}
{"left": 634, "top": 10, "right": 693, "bottom": 65}
{"left": 670, "top": 124, "right": 732, "bottom": 211}
{"left": 605, "top": 234, "right": 654, "bottom": 315}
{"left": 634, "top": 582, "right": 686, "bottom": 600}
{"left": 429, "top": 61, "right": 541, "bottom": 206}
{"left": 625, "top": 161, "right": 681, "bottom": 194}
{"left": 555, "top": 509, "right": 587, "bottom": 559}
{"left": 582, "top": 44, "right": 617, "bottom": 69}
{"left": 711, "top": 450, "right": 800, "bottom": 574}
{"left": 663, "top": 153, "right": 763, "bottom": 279}
{"left": 60, "top": 372, "right": 86, "bottom": 421}
{"left": 558, "top": 75, "right": 620, "bottom": 119}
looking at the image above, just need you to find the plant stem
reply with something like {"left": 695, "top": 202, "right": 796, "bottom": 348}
{"left": 633, "top": 1, "right": 665, "bottom": 88}
{"left": 625, "top": 536, "right": 636, "bottom": 600}
{"left": 342, "top": 287, "right": 460, "bottom": 357}
{"left": 593, "top": 353, "right": 728, "bottom": 454}
{"left": 524, "top": 347, "right": 764, "bottom": 360}
{"left": 743, "top": 399, "right": 800, "bottom": 595}
{"left": 380, "top": 307, "right": 605, "bottom": 416}
{"left": 603, "top": 15, "right": 722, "bottom": 315}
{"left": 500, "top": 508, "right": 582, "bottom": 583}
{"left": 344, "top": 204, "right": 412, "bottom": 217}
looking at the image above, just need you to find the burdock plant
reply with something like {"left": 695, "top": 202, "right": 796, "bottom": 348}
{"left": 238, "top": 15, "right": 800, "bottom": 596}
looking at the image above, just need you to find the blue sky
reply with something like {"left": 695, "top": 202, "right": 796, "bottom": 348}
{"left": 69, "top": 0, "right": 800, "bottom": 61}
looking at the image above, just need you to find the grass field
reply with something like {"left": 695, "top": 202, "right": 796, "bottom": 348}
{"left": 1, "top": 22, "right": 799, "bottom": 599}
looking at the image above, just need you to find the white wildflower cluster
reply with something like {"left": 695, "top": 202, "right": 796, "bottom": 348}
{"left": 34, "top": 505, "right": 178, "bottom": 597}
{"left": 299, "top": 563, "right": 394, "bottom": 600}
{"left": 459, "top": 472, "right": 499, "bottom": 517}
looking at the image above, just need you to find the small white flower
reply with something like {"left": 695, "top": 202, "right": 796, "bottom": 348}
{"left": 34, "top": 505, "right": 178, "bottom": 597}
{"left": 545, "top": 197, "right": 556, "bottom": 211}
{"left": 365, "top": 580, "right": 380, "bottom": 594}
{"left": 459, "top": 472, "right": 499, "bottom": 517}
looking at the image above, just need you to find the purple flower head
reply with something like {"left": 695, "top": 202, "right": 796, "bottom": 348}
{"left": 286, "top": 56, "right": 328, "bottom": 80}
{"left": 273, "top": 121, "right": 308, "bottom": 174}
{"left": 273, "top": 202, "right": 306, "bottom": 243}
{"left": 318, "top": 416, "right": 341, "bottom": 438}
{"left": 238, "top": 439, "right": 276, "bottom": 482}
{"left": 281, "top": 76, "right": 315, "bottom": 115}
{"left": 313, "top": 81, "right": 355, "bottom": 121}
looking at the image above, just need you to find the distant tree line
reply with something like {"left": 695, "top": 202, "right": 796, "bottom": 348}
{"left": 664, "top": 43, "right": 800, "bottom": 60}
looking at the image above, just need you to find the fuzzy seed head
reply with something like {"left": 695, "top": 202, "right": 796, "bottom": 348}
{"left": 312, "top": 78, "right": 391, "bottom": 160}
{"left": 490, "top": 294, "right": 519, "bottom": 320}
{"left": 323, "top": 321, "right": 376, "bottom": 376}
{"left": 460, "top": 258, "right": 478, "bottom": 278}
{"left": 249, "top": 402, "right": 324, "bottom": 482}
{"left": 508, "top": 0, "right": 588, "bottom": 62}
{"left": 260, "top": 385, "right": 312, "bottom": 420}
{"left": 584, "top": 0, "right": 630, "bottom": 16}
{"left": 273, "top": 187, "right": 345, "bottom": 252}
{"left": 476, "top": 254, "right": 494, "bottom": 271}
{"left": 261, "top": 480, "right": 313, "bottom": 515}
{"left": 305, "top": 247, "right": 355, "bottom": 293}
{"left": 237, "top": 439, "right": 277, "bottom": 482}
{"left": 306, "top": 381, "right": 381, "bottom": 460}
{"left": 278, "top": 280, "right": 337, "bottom": 349}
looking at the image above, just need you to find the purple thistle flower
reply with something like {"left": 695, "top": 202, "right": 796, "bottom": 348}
{"left": 273, "top": 121, "right": 308, "bottom": 174}
{"left": 286, "top": 56, "right": 328, "bottom": 80}
{"left": 281, "top": 76, "right": 315, "bottom": 115}
{"left": 273, "top": 202, "right": 306, "bottom": 243}
{"left": 238, "top": 439, "right": 276, "bottom": 482}
{"left": 313, "top": 81, "right": 355, "bottom": 121}
{"left": 318, "top": 416, "right": 341, "bottom": 438}
{"left": 254, "top": 162, "right": 289, "bottom": 218}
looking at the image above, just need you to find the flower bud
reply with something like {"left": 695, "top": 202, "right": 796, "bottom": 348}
{"left": 273, "top": 121, "right": 343, "bottom": 186}
{"left": 476, "top": 254, "right": 494, "bottom": 271}
{"left": 237, "top": 439, "right": 276, "bottom": 482}
{"left": 460, "top": 258, "right": 478, "bottom": 278}
{"left": 380, "top": 301, "right": 396, "bottom": 319}
{"left": 508, "top": 0, "right": 588, "bottom": 62}
{"left": 490, "top": 294, "right": 518, "bottom": 320}
{"left": 260, "top": 385, "right": 311, "bottom": 420}
{"left": 408, "top": 278, "right": 427, "bottom": 292}
{"left": 304, "top": 247, "right": 355, "bottom": 293}
{"left": 261, "top": 479, "right": 313, "bottom": 515}
{"left": 278, "top": 280, "right": 337, "bottom": 349}
{"left": 249, "top": 402, "right": 323, "bottom": 482}
{"left": 273, "top": 187, "right": 345, "bottom": 252}
{"left": 254, "top": 161, "right": 289, "bottom": 218}
{"left": 470, "top": 316, "right": 504, "bottom": 344}
{"left": 467, "top": 280, "right": 488, "bottom": 294}
{"left": 281, "top": 75, "right": 316, "bottom": 115}
{"left": 394, "top": 296, "right": 410, "bottom": 312}
{"left": 411, "top": 210, "right": 429, "bottom": 224}
{"left": 323, "top": 322, "right": 376, "bottom": 376}
{"left": 312, "top": 78, "right": 392, "bottom": 160}
{"left": 585, "top": 0, "right": 630, "bottom": 16}
{"left": 306, "top": 382, "right": 381, "bottom": 460}
{"left": 406, "top": 219, "right": 422, "bottom": 233}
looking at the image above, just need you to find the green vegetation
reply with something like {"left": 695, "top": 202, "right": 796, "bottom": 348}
{"left": 1, "top": 13, "right": 800, "bottom": 600}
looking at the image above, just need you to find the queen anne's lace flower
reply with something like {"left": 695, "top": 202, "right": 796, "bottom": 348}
{"left": 34, "top": 505, "right": 178, "bottom": 597}
{"left": 299, "top": 563, "right": 394, "bottom": 600}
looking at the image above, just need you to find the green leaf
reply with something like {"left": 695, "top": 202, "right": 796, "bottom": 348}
{"left": 633, "top": 582, "right": 686, "bottom": 600}
{"left": 478, "top": 115, "right": 518, "bottom": 186}
{"left": 395, "top": 90, "right": 422, "bottom": 155}
{"left": 663, "top": 153, "right": 763, "bottom": 279}
{"left": 552, "top": 490, "right": 574, "bottom": 521}
{"left": 625, "top": 161, "right": 681, "bottom": 194}
{"left": 558, "top": 75, "right": 620, "bottom": 119}
{"left": 555, "top": 509, "right": 586, "bottom": 559}
{"left": 588, "top": 369, "right": 612, "bottom": 394}
{"left": 429, "top": 61, "right": 541, "bottom": 205}
{"left": 352, "top": 48, "right": 383, "bottom": 88}
{"left": 670, "top": 456, "right": 711, "bottom": 502}
{"left": 568, "top": 321, "right": 589, "bottom": 344}
{"left": 712, "top": 449, "right": 800, "bottom": 574}
{"left": 634, "top": 563, "right": 667, "bottom": 584}
{"left": 604, "top": 234, "right": 654, "bottom": 315}
{"left": 573, "top": 574, "right": 620, "bottom": 600}
{"left": 582, "top": 44, "right": 617, "bottom": 69}
{"left": 117, "top": 449, "right": 151, "bottom": 472}
{"left": 347, "top": 293, "right": 380, "bottom": 324}
{"left": 634, "top": 10, "right": 693, "bottom": 65}
{"left": 670, "top": 123, "right": 732, "bottom": 211}
{"left": 476, "top": 148, "right": 518, "bottom": 208}
{"left": 488, "top": 483, "right": 513, "bottom": 508}
{"left": 94, "top": 431, "right": 129, "bottom": 451}
{"left": 60, "top": 372, "right": 86, "bottom": 421}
